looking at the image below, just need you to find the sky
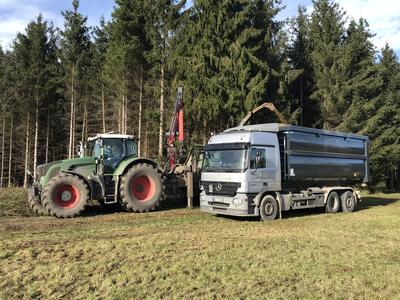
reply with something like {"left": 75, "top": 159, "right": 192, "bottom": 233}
{"left": 0, "top": 0, "right": 399, "bottom": 55}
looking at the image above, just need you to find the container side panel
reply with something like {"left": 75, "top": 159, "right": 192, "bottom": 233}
{"left": 288, "top": 131, "right": 365, "bottom": 155}
{"left": 289, "top": 155, "right": 366, "bottom": 181}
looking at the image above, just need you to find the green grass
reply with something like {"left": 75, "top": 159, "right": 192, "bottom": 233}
{"left": 0, "top": 189, "right": 399, "bottom": 299}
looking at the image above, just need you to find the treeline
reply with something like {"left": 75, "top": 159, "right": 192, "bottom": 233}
{"left": 0, "top": 0, "right": 399, "bottom": 190}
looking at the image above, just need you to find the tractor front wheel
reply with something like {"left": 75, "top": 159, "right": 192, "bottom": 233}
{"left": 28, "top": 191, "right": 48, "bottom": 216}
{"left": 120, "top": 163, "right": 163, "bottom": 213}
{"left": 42, "top": 174, "right": 89, "bottom": 218}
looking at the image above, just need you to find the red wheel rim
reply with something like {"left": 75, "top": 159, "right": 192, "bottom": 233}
{"left": 130, "top": 175, "right": 156, "bottom": 202}
{"left": 54, "top": 184, "right": 80, "bottom": 208}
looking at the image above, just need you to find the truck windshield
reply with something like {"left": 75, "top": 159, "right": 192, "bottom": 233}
{"left": 203, "top": 149, "right": 248, "bottom": 172}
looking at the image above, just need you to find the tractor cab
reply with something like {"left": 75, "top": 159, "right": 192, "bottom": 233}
{"left": 85, "top": 134, "right": 138, "bottom": 173}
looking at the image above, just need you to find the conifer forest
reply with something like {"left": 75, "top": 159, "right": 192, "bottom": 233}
{"left": 0, "top": 0, "right": 399, "bottom": 190}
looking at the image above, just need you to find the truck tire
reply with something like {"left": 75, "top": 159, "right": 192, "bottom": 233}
{"left": 325, "top": 191, "right": 340, "bottom": 214}
{"left": 28, "top": 194, "right": 48, "bottom": 216}
{"left": 260, "top": 195, "right": 278, "bottom": 221}
{"left": 42, "top": 174, "right": 89, "bottom": 218}
{"left": 120, "top": 163, "right": 163, "bottom": 213}
{"left": 341, "top": 191, "right": 356, "bottom": 212}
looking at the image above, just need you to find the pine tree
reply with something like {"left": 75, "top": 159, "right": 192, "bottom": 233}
{"left": 61, "top": 0, "right": 91, "bottom": 158}
{"left": 106, "top": 0, "right": 150, "bottom": 136}
{"left": 288, "top": 6, "right": 316, "bottom": 126}
{"left": 92, "top": 17, "right": 110, "bottom": 134}
{"left": 361, "top": 45, "right": 400, "bottom": 190}
{"left": 144, "top": 0, "right": 186, "bottom": 157}
{"left": 336, "top": 19, "right": 382, "bottom": 133}
{"left": 174, "top": 0, "right": 283, "bottom": 140}
{"left": 309, "top": 0, "right": 346, "bottom": 129}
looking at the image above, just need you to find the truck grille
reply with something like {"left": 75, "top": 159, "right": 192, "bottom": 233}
{"left": 201, "top": 181, "right": 240, "bottom": 196}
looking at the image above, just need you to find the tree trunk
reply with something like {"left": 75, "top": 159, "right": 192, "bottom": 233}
{"left": 8, "top": 114, "right": 13, "bottom": 188}
{"left": 138, "top": 68, "right": 143, "bottom": 156}
{"left": 145, "top": 120, "right": 149, "bottom": 157}
{"left": 202, "top": 119, "right": 208, "bottom": 145}
{"left": 300, "top": 76, "right": 304, "bottom": 126}
{"left": 45, "top": 108, "right": 50, "bottom": 164}
{"left": 117, "top": 106, "right": 121, "bottom": 133}
{"left": 101, "top": 69, "right": 106, "bottom": 134}
{"left": 23, "top": 113, "right": 30, "bottom": 188}
{"left": 33, "top": 80, "right": 39, "bottom": 179}
{"left": 158, "top": 62, "right": 165, "bottom": 158}
{"left": 68, "top": 65, "right": 75, "bottom": 159}
{"left": 0, "top": 112, "right": 5, "bottom": 188}
{"left": 81, "top": 98, "right": 87, "bottom": 144}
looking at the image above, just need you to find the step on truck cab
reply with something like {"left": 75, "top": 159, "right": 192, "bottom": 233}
{"left": 200, "top": 123, "right": 369, "bottom": 220}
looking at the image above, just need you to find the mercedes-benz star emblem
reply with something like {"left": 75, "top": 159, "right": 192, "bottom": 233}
{"left": 215, "top": 183, "right": 222, "bottom": 192}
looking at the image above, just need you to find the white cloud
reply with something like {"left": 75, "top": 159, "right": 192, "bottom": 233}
{"left": 0, "top": 0, "right": 59, "bottom": 50}
{"left": 336, "top": 0, "right": 400, "bottom": 51}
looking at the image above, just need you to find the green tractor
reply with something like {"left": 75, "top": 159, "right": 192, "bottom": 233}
{"left": 28, "top": 134, "right": 163, "bottom": 218}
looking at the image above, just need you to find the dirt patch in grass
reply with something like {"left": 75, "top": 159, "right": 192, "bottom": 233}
{"left": 0, "top": 193, "right": 399, "bottom": 299}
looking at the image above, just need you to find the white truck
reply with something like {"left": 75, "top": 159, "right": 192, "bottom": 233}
{"left": 200, "top": 123, "right": 369, "bottom": 220}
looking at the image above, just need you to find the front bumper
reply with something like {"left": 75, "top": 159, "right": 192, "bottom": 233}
{"left": 199, "top": 193, "right": 257, "bottom": 217}
{"left": 28, "top": 184, "right": 41, "bottom": 201}
{"left": 26, "top": 170, "right": 41, "bottom": 201}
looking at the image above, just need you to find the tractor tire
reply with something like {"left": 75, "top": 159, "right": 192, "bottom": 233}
{"left": 120, "top": 163, "right": 163, "bottom": 213}
{"left": 341, "top": 191, "right": 356, "bottom": 212}
{"left": 259, "top": 195, "right": 279, "bottom": 221}
{"left": 42, "top": 174, "right": 89, "bottom": 218}
{"left": 28, "top": 193, "right": 48, "bottom": 216}
{"left": 325, "top": 191, "right": 340, "bottom": 214}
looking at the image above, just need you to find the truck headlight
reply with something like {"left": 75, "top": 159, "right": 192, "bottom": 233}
{"left": 232, "top": 194, "right": 247, "bottom": 207}
{"left": 200, "top": 195, "right": 206, "bottom": 202}
{"left": 232, "top": 198, "right": 243, "bottom": 206}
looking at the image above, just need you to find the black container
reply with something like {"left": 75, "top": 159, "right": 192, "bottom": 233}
{"left": 278, "top": 126, "right": 369, "bottom": 187}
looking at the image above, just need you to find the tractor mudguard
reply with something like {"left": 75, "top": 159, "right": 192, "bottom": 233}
{"left": 114, "top": 157, "right": 163, "bottom": 176}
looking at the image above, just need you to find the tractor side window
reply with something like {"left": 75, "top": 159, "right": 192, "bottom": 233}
{"left": 89, "top": 140, "right": 101, "bottom": 158}
{"left": 126, "top": 139, "right": 136, "bottom": 157}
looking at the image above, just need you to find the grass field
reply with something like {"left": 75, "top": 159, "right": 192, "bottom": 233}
{"left": 0, "top": 189, "right": 400, "bottom": 299}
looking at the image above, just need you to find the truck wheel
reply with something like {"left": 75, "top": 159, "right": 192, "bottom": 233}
{"left": 325, "top": 191, "right": 340, "bottom": 214}
{"left": 42, "top": 174, "right": 89, "bottom": 218}
{"left": 28, "top": 194, "right": 48, "bottom": 216}
{"left": 260, "top": 195, "right": 278, "bottom": 221}
{"left": 120, "top": 163, "right": 163, "bottom": 213}
{"left": 341, "top": 191, "right": 356, "bottom": 212}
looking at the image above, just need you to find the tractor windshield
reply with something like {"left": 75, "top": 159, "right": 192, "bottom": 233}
{"left": 87, "top": 138, "right": 137, "bottom": 172}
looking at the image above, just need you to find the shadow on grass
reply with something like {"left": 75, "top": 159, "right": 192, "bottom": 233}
{"left": 79, "top": 198, "right": 193, "bottom": 217}
{"left": 357, "top": 195, "right": 400, "bottom": 210}
{"left": 76, "top": 195, "right": 400, "bottom": 219}
{"left": 216, "top": 194, "right": 400, "bottom": 222}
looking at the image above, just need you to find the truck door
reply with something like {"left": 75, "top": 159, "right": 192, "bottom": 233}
{"left": 264, "top": 146, "right": 280, "bottom": 190}
{"left": 248, "top": 147, "right": 267, "bottom": 193}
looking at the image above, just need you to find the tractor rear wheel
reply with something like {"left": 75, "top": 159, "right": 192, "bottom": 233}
{"left": 120, "top": 163, "right": 163, "bottom": 213}
{"left": 42, "top": 174, "right": 89, "bottom": 218}
{"left": 28, "top": 193, "right": 48, "bottom": 216}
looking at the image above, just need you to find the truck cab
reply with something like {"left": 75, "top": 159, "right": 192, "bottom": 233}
{"left": 200, "top": 130, "right": 280, "bottom": 217}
